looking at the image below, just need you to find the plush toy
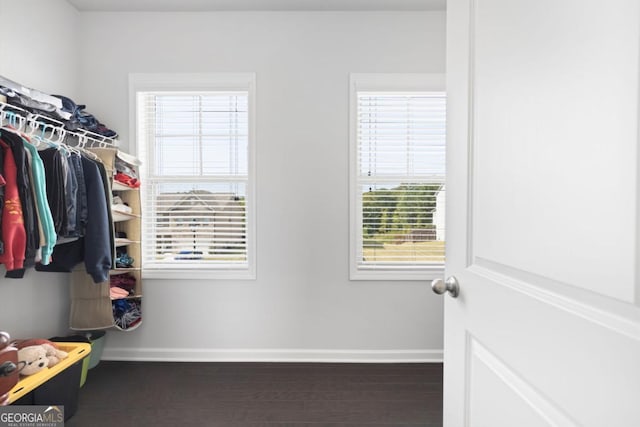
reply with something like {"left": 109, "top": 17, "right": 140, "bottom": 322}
{"left": 17, "top": 346, "right": 49, "bottom": 376}
{"left": 12, "top": 338, "right": 56, "bottom": 349}
{"left": 41, "top": 344, "right": 68, "bottom": 367}
{"left": 17, "top": 344, "right": 68, "bottom": 376}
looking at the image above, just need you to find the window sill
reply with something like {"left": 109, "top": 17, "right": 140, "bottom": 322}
{"left": 350, "top": 266, "right": 444, "bottom": 281}
{"left": 142, "top": 268, "right": 255, "bottom": 280}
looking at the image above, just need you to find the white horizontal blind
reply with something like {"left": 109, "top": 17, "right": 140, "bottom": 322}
{"left": 138, "top": 92, "right": 250, "bottom": 270}
{"left": 356, "top": 91, "right": 446, "bottom": 271}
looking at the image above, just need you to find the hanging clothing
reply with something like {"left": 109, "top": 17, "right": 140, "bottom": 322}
{"left": 35, "top": 154, "right": 112, "bottom": 283}
{"left": 0, "top": 85, "right": 121, "bottom": 284}
{"left": 1, "top": 131, "right": 38, "bottom": 277}
{"left": 61, "top": 151, "right": 78, "bottom": 237}
{"left": 21, "top": 139, "right": 56, "bottom": 264}
{"left": 94, "top": 159, "right": 115, "bottom": 268}
{"left": 37, "top": 147, "right": 67, "bottom": 236}
{"left": 0, "top": 137, "right": 5, "bottom": 253}
{"left": 0, "top": 138, "right": 26, "bottom": 272}
{"left": 69, "top": 152, "right": 88, "bottom": 237}
{"left": 80, "top": 155, "right": 112, "bottom": 282}
{"left": 22, "top": 147, "right": 45, "bottom": 261}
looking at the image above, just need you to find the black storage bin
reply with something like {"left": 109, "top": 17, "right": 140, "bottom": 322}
{"left": 12, "top": 356, "right": 83, "bottom": 421}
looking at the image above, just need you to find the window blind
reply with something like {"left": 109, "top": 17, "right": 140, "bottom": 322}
{"left": 356, "top": 92, "right": 446, "bottom": 270}
{"left": 138, "top": 92, "right": 250, "bottom": 269}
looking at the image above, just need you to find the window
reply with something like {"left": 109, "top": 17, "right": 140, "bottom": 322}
{"left": 131, "top": 74, "right": 255, "bottom": 279}
{"left": 350, "top": 74, "right": 446, "bottom": 280}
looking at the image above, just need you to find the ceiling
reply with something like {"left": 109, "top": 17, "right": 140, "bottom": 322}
{"left": 67, "top": 0, "right": 446, "bottom": 12}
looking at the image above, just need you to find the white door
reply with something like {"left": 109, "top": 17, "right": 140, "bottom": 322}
{"left": 443, "top": 0, "right": 640, "bottom": 426}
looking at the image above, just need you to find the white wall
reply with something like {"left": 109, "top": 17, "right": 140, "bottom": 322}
{"left": 80, "top": 11, "right": 446, "bottom": 361}
{"left": 2, "top": 9, "right": 446, "bottom": 361}
{"left": 0, "top": 0, "right": 79, "bottom": 338}
{"left": 0, "top": 0, "right": 79, "bottom": 98}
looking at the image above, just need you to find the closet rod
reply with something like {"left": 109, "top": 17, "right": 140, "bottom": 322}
{"left": 0, "top": 101, "right": 119, "bottom": 149}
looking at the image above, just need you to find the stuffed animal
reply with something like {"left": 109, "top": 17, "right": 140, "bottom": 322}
{"left": 17, "top": 344, "right": 68, "bottom": 376}
{"left": 11, "top": 338, "right": 56, "bottom": 349}
{"left": 17, "top": 346, "right": 49, "bottom": 376}
{"left": 42, "top": 344, "right": 68, "bottom": 367}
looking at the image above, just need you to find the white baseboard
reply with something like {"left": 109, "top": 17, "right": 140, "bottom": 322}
{"left": 101, "top": 348, "right": 443, "bottom": 363}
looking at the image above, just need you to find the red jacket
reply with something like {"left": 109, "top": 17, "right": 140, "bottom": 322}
{"left": 0, "top": 138, "right": 26, "bottom": 271}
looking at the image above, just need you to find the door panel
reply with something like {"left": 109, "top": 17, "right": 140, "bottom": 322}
{"left": 468, "top": 337, "right": 577, "bottom": 427}
{"left": 445, "top": 0, "right": 640, "bottom": 425}
{"left": 472, "top": 0, "right": 638, "bottom": 302}
{"left": 461, "top": 271, "right": 640, "bottom": 426}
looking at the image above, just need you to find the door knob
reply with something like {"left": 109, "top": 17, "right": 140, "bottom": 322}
{"left": 431, "top": 276, "right": 459, "bottom": 298}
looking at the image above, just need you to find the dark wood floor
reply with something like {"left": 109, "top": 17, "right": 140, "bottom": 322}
{"left": 67, "top": 361, "right": 443, "bottom": 427}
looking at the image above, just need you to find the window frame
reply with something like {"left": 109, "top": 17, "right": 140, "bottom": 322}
{"left": 349, "top": 73, "right": 446, "bottom": 281}
{"left": 129, "top": 73, "right": 256, "bottom": 280}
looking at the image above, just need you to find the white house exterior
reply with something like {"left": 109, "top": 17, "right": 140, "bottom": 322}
{"left": 433, "top": 186, "right": 445, "bottom": 241}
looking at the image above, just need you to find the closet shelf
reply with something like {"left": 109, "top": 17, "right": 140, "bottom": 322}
{"left": 0, "top": 81, "right": 143, "bottom": 334}
{"left": 0, "top": 101, "right": 119, "bottom": 149}
{"left": 112, "top": 181, "right": 139, "bottom": 191}
{"left": 115, "top": 238, "right": 140, "bottom": 247}
{"left": 110, "top": 267, "right": 141, "bottom": 275}
{"left": 85, "top": 147, "right": 143, "bottom": 333}
{"left": 112, "top": 211, "right": 140, "bottom": 222}
{"left": 113, "top": 322, "right": 142, "bottom": 332}
{"left": 110, "top": 294, "right": 143, "bottom": 301}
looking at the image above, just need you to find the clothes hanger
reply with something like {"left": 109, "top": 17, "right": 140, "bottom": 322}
{"left": 70, "top": 132, "right": 101, "bottom": 162}
{"left": 0, "top": 100, "right": 30, "bottom": 126}
{"left": 27, "top": 119, "right": 65, "bottom": 152}
{"left": 61, "top": 132, "right": 82, "bottom": 157}
{"left": 1, "top": 99, "right": 118, "bottom": 155}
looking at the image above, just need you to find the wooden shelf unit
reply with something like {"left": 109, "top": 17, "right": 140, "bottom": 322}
{"left": 88, "top": 148, "right": 143, "bottom": 331}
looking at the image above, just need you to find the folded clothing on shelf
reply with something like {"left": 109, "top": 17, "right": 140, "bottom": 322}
{"left": 110, "top": 272, "right": 136, "bottom": 291}
{"left": 112, "top": 299, "right": 141, "bottom": 330}
{"left": 110, "top": 287, "right": 130, "bottom": 300}
{"left": 53, "top": 94, "right": 118, "bottom": 138}
{"left": 0, "top": 85, "right": 119, "bottom": 138}
{"left": 115, "top": 251, "right": 134, "bottom": 268}
{"left": 111, "top": 195, "right": 132, "bottom": 214}
{"left": 114, "top": 156, "right": 140, "bottom": 188}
